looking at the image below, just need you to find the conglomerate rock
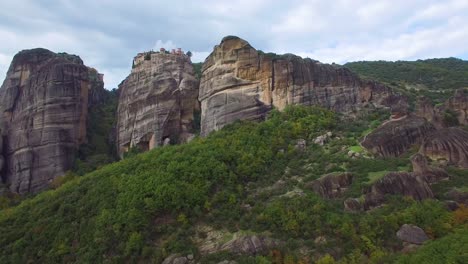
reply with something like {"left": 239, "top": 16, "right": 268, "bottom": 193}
{"left": 199, "top": 36, "right": 405, "bottom": 136}
{"left": 0, "top": 48, "right": 106, "bottom": 193}
{"left": 116, "top": 51, "right": 199, "bottom": 157}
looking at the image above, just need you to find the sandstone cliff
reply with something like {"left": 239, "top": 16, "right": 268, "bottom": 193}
{"left": 0, "top": 48, "right": 106, "bottom": 193}
{"left": 116, "top": 51, "right": 199, "bottom": 157}
{"left": 199, "top": 36, "right": 405, "bottom": 136}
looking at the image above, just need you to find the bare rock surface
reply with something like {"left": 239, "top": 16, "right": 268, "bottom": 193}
{"left": 363, "top": 172, "right": 433, "bottom": 209}
{"left": 199, "top": 36, "right": 405, "bottom": 136}
{"left": 220, "top": 235, "right": 280, "bottom": 255}
{"left": 116, "top": 51, "right": 199, "bottom": 157}
{"left": 0, "top": 48, "right": 106, "bottom": 193}
{"left": 361, "top": 115, "right": 436, "bottom": 157}
{"left": 306, "top": 172, "right": 353, "bottom": 199}
{"left": 396, "top": 224, "right": 430, "bottom": 245}
{"left": 420, "top": 127, "right": 468, "bottom": 168}
{"left": 411, "top": 153, "right": 449, "bottom": 183}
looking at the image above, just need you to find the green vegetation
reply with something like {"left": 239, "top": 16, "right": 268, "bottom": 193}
{"left": 74, "top": 89, "right": 119, "bottom": 175}
{"left": 192, "top": 62, "right": 202, "bottom": 80}
{"left": 346, "top": 58, "right": 468, "bottom": 103}
{"left": 0, "top": 105, "right": 466, "bottom": 263}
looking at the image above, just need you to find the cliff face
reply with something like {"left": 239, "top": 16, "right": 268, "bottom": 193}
{"left": 116, "top": 52, "right": 199, "bottom": 157}
{"left": 0, "top": 48, "right": 106, "bottom": 193}
{"left": 361, "top": 115, "right": 436, "bottom": 157}
{"left": 199, "top": 36, "right": 404, "bottom": 136}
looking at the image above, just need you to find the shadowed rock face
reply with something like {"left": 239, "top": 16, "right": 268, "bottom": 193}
{"left": 116, "top": 52, "right": 199, "bottom": 157}
{"left": 361, "top": 115, "right": 436, "bottom": 157}
{"left": 445, "top": 89, "right": 468, "bottom": 125}
{"left": 0, "top": 48, "right": 106, "bottom": 193}
{"left": 415, "top": 90, "right": 468, "bottom": 128}
{"left": 363, "top": 172, "right": 434, "bottom": 210}
{"left": 396, "top": 224, "right": 429, "bottom": 245}
{"left": 420, "top": 127, "right": 468, "bottom": 168}
{"left": 411, "top": 153, "right": 449, "bottom": 183}
{"left": 306, "top": 172, "right": 353, "bottom": 199}
{"left": 199, "top": 36, "right": 405, "bottom": 136}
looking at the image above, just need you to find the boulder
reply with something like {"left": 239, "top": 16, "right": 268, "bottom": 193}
{"left": 116, "top": 51, "right": 199, "bottom": 157}
{"left": 220, "top": 235, "right": 280, "bottom": 255}
{"left": 0, "top": 48, "right": 106, "bottom": 193}
{"left": 344, "top": 198, "right": 362, "bottom": 212}
{"left": 363, "top": 172, "right": 433, "bottom": 210}
{"left": 306, "top": 172, "right": 353, "bottom": 199}
{"left": 396, "top": 224, "right": 429, "bottom": 245}
{"left": 361, "top": 115, "right": 436, "bottom": 157}
{"left": 420, "top": 127, "right": 468, "bottom": 168}
{"left": 295, "top": 139, "right": 307, "bottom": 151}
{"left": 199, "top": 36, "right": 406, "bottom": 136}
{"left": 446, "top": 188, "right": 468, "bottom": 205}
{"left": 313, "top": 132, "right": 332, "bottom": 146}
{"left": 162, "top": 254, "right": 194, "bottom": 264}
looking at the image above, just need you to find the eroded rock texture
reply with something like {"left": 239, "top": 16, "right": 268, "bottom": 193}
{"left": 361, "top": 115, "right": 436, "bottom": 157}
{"left": 0, "top": 48, "right": 106, "bottom": 193}
{"left": 363, "top": 172, "right": 434, "bottom": 210}
{"left": 199, "top": 36, "right": 404, "bottom": 136}
{"left": 306, "top": 172, "right": 353, "bottom": 199}
{"left": 411, "top": 153, "right": 449, "bottom": 183}
{"left": 116, "top": 52, "right": 199, "bottom": 157}
{"left": 420, "top": 127, "right": 468, "bottom": 168}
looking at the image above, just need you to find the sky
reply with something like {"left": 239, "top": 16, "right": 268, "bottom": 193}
{"left": 1, "top": 0, "right": 468, "bottom": 89}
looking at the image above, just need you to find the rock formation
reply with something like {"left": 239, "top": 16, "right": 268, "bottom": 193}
{"left": 415, "top": 90, "right": 468, "bottom": 128}
{"left": 306, "top": 172, "right": 353, "bottom": 199}
{"left": 220, "top": 235, "right": 280, "bottom": 255}
{"left": 411, "top": 153, "right": 449, "bottom": 183}
{"left": 444, "top": 89, "right": 468, "bottom": 125}
{"left": 199, "top": 36, "right": 405, "bottom": 136}
{"left": 396, "top": 224, "right": 430, "bottom": 245}
{"left": 0, "top": 48, "right": 106, "bottom": 193}
{"left": 419, "top": 127, "right": 468, "bottom": 168}
{"left": 363, "top": 172, "right": 434, "bottom": 209}
{"left": 361, "top": 115, "right": 436, "bottom": 157}
{"left": 116, "top": 51, "right": 199, "bottom": 157}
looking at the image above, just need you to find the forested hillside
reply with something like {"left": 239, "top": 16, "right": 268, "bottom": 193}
{"left": 346, "top": 58, "right": 468, "bottom": 103}
{"left": 1, "top": 106, "right": 466, "bottom": 263}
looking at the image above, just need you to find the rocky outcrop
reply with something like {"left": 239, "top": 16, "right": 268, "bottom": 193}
{"left": 420, "top": 127, "right": 468, "bottom": 168}
{"left": 220, "top": 235, "right": 280, "bottom": 255}
{"left": 396, "top": 224, "right": 429, "bottom": 245}
{"left": 411, "top": 153, "right": 449, "bottom": 183}
{"left": 116, "top": 51, "right": 199, "bottom": 157}
{"left": 444, "top": 89, "right": 468, "bottom": 125}
{"left": 446, "top": 188, "right": 468, "bottom": 205}
{"left": 306, "top": 172, "right": 353, "bottom": 198}
{"left": 415, "top": 90, "right": 468, "bottom": 128}
{"left": 363, "top": 172, "right": 434, "bottom": 209}
{"left": 0, "top": 48, "right": 106, "bottom": 193}
{"left": 199, "top": 36, "right": 405, "bottom": 136}
{"left": 415, "top": 96, "right": 444, "bottom": 128}
{"left": 361, "top": 115, "right": 436, "bottom": 157}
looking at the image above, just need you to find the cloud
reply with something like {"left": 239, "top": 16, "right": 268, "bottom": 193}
{"left": 0, "top": 0, "right": 467, "bottom": 88}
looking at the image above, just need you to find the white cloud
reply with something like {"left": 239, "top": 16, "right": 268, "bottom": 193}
{"left": 0, "top": 0, "right": 467, "bottom": 89}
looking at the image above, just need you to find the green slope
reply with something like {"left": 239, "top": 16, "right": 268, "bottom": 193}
{"left": 0, "top": 106, "right": 466, "bottom": 263}
{"left": 346, "top": 58, "right": 468, "bottom": 103}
